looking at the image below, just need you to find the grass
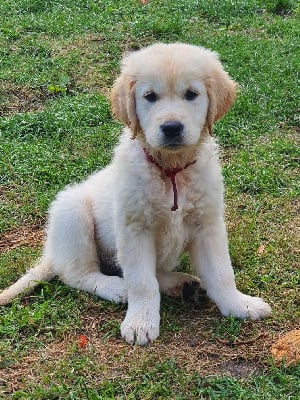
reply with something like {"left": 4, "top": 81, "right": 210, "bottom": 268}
{"left": 0, "top": 0, "right": 299, "bottom": 398}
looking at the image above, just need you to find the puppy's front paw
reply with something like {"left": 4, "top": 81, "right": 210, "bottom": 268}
{"left": 121, "top": 310, "right": 160, "bottom": 345}
{"left": 218, "top": 292, "right": 272, "bottom": 320}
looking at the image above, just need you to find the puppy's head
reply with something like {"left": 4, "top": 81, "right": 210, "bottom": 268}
{"left": 111, "top": 43, "right": 237, "bottom": 151}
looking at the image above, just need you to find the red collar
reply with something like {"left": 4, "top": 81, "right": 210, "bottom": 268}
{"left": 143, "top": 148, "right": 196, "bottom": 211}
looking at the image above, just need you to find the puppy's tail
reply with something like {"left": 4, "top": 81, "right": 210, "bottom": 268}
{"left": 0, "top": 258, "right": 55, "bottom": 305}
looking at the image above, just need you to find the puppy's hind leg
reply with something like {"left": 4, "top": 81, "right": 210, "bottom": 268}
{"left": 0, "top": 258, "right": 54, "bottom": 305}
{"left": 64, "top": 270, "right": 127, "bottom": 303}
{"left": 157, "top": 271, "right": 207, "bottom": 305}
{"left": 46, "top": 187, "right": 127, "bottom": 304}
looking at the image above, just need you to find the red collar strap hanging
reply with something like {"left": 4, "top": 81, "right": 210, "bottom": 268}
{"left": 143, "top": 148, "right": 196, "bottom": 211}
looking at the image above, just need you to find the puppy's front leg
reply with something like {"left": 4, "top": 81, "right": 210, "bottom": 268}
{"left": 117, "top": 229, "right": 160, "bottom": 345}
{"left": 189, "top": 216, "right": 271, "bottom": 320}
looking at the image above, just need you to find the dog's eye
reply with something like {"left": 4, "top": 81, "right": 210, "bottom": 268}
{"left": 144, "top": 92, "right": 157, "bottom": 103}
{"left": 185, "top": 90, "right": 199, "bottom": 101}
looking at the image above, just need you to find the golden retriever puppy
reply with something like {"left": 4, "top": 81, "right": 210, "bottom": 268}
{"left": 0, "top": 43, "right": 271, "bottom": 345}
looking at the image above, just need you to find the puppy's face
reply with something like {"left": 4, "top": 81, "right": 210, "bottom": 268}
{"left": 135, "top": 78, "right": 209, "bottom": 150}
{"left": 111, "top": 43, "right": 237, "bottom": 152}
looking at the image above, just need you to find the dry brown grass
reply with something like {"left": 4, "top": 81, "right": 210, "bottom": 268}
{"left": 0, "top": 225, "right": 45, "bottom": 254}
{"left": 49, "top": 34, "right": 116, "bottom": 95}
{"left": 0, "top": 84, "right": 49, "bottom": 117}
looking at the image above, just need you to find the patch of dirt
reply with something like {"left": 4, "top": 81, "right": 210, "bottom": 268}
{"left": 50, "top": 34, "right": 113, "bottom": 93}
{"left": 0, "top": 84, "right": 50, "bottom": 117}
{"left": 0, "top": 225, "right": 45, "bottom": 253}
{"left": 0, "top": 34, "right": 111, "bottom": 117}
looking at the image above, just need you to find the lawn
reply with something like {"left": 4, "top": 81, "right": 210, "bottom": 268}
{"left": 0, "top": 0, "right": 299, "bottom": 398}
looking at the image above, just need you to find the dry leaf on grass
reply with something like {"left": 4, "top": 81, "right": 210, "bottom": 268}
{"left": 271, "top": 330, "right": 300, "bottom": 366}
{"left": 78, "top": 334, "right": 89, "bottom": 348}
{"left": 257, "top": 244, "right": 265, "bottom": 255}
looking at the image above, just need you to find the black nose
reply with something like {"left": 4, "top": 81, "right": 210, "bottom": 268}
{"left": 160, "top": 121, "right": 184, "bottom": 139}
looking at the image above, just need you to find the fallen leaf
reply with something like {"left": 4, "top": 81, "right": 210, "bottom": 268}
{"left": 257, "top": 244, "right": 265, "bottom": 255}
{"left": 78, "top": 334, "right": 88, "bottom": 348}
{"left": 271, "top": 330, "right": 300, "bottom": 366}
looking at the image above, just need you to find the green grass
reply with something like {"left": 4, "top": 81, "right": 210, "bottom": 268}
{"left": 7, "top": 362, "right": 300, "bottom": 399}
{"left": 0, "top": 0, "right": 299, "bottom": 398}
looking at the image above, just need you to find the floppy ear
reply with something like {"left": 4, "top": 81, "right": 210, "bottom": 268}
{"left": 205, "top": 69, "right": 237, "bottom": 134}
{"left": 111, "top": 73, "right": 141, "bottom": 139}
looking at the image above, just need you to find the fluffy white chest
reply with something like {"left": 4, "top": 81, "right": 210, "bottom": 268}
{"left": 151, "top": 173, "right": 205, "bottom": 271}
{"left": 155, "top": 213, "right": 190, "bottom": 271}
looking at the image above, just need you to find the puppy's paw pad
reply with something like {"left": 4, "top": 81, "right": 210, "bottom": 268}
{"left": 182, "top": 281, "right": 207, "bottom": 305}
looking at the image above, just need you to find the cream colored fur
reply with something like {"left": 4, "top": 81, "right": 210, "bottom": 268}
{"left": 0, "top": 43, "right": 271, "bottom": 345}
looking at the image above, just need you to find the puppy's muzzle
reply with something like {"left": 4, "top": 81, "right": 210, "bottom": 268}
{"left": 160, "top": 121, "right": 184, "bottom": 148}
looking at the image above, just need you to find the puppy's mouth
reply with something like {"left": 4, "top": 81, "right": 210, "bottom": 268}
{"left": 161, "top": 139, "right": 184, "bottom": 149}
